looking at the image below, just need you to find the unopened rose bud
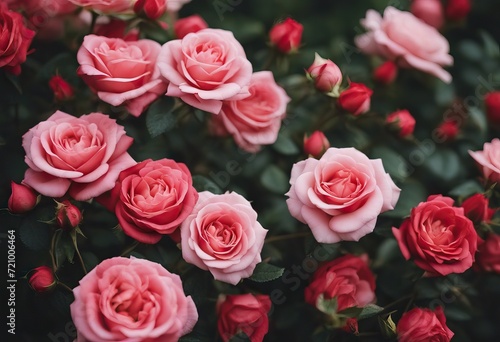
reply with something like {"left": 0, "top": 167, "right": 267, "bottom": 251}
{"left": 49, "top": 75, "right": 74, "bottom": 101}
{"left": 461, "top": 193, "right": 495, "bottom": 225}
{"left": 374, "top": 61, "right": 398, "bottom": 85}
{"left": 338, "top": 82, "right": 373, "bottom": 116}
{"left": 8, "top": 181, "right": 39, "bottom": 214}
{"left": 435, "top": 120, "right": 459, "bottom": 141}
{"left": 307, "top": 53, "right": 343, "bottom": 96}
{"left": 56, "top": 200, "right": 82, "bottom": 230}
{"left": 134, "top": 0, "right": 166, "bottom": 20}
{"left": 386, "top": 110, "right": 416, "bottom": 138}
{"left": 411, "top": 0, "right": 444, "bottom": 29}
{"left": 29, "top": 266, "right": 56, "bottom": 293}
{"left": 269, "top": 18, "right": 303, "bottom": 53}
{"left": 174, "top": 15, "right": 208, "bottom": 39}
{"left": 342, "top": 318, "right": 359, "bottom": 334}
{"left": 445, "top": 0, "right": 471, "bottom": 21}
{"left": 304, "top": 131, "right": 330, "bottom": 158}
{"left": 485, "top": 91, "right": 500, "bottom": 129}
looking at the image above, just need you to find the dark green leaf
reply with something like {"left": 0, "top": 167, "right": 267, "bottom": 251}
{"left": 192, "top": 175, "right": 223, "bottom": 194}
{"left": 249, "top": 262, "right": 284, "bottom": 282}
{"left": 260, "top": 165, "right": 289, "bottom": 194}
{"left": 449, "top": 180, "right": 485, "bottom": 199}
{"left": 19, "top": 217, "right": 51, "bottom": 251}
{"left": 146, "top": 97, "right": 176, "bottom": 138}
{"left": 273, "top": 134, "right": 300, "bottom": 155}
{"left": 229, "top": 332, "right": 252, "bottom": 342}
{"left": 479, "top": 30, "right": 500, "bottom": 58}
{"left": 370, "top": 146, "right": 411, "bottom": 182}
{"left": 358, "top": 304, "right": 384, "bottom": 320}
{"left": 55, "top": 230, "right": 76, "bottom": 268}
{"left": 381, "top": 179, "right": 427, "bottom": 218}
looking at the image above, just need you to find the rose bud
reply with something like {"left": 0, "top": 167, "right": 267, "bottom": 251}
{"left": 341, "top": 318, "right": 359, "bottom": 334}
{"left": 461, "top": 193, "right": 495, "bottom": 225}
{"left": 8, "top": 181, "right": 39, "bottom": 214}
{"left": 49, "top": 75, "right": 74, "bottom": 101}
{"left": 445, "top": 0, "right": 471, "bottom": 21}
{"left": 304, "top": 131, "right": 330, "bottom": 158}
{"left": 56, "top": 200, "right": 82, "bottom": 230}
{"left": 373, "top": 60, "right": 398, "bottom": 85}
{"left": 484, "top": 91, "right": 500, "bottom": 128}
{"left": 386, "top": 110, "right": 416, "bottom": 138}
{"left": 94, "top": 19, "right": 139, "bottom": 41}
{"left": 174, "top": 15, "right": 208, "bottom": 39}
{"left": 397, "top": 306, "right": 454, "bottom": 342}
{"left": 435, "top": 120, "right": 459, "bottom": 141}
{"left": 307, "top": 53, "right": 343, "bottom": 95}
{"left": 410, "top": 0, "right": 444, "bottom": 29}
{"left": 475, "top": 233, "right": 500, "bottom": 273}
{"left": 269, "top": 18, "right": 303, "bottom": 53}
{"left": 28, "top": 266, "right": 56, "bottom": 293}
{"left": 338, "top": 82, "right": 373, "bottom": 115}
{"left": 133, "top": 0, "right": 166, "bottom": 20}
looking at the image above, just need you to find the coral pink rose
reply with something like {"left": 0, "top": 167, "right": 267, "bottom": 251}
{"left": 305, "top": 254, "right": 376, "bottom": 312}
{"left": 338, "top": 82, "right": 373, "bottom": 115}
{"left": 22, "top": 111, "right": 136, "bottom": 201}
{"left": 303, "top": 131, "right": 330, "bottom": 158}
{"left": 286, "top": 147, "right": 400, "bottom": 243}
{"left": 71, "top": 256, "right": 198, "bottom": 342}
{"left": 174, "top": 14, "right": 208, "bottom": 39}
{"left": 68, "top": 0, "right": 134, "bottom": 14}
{"left": 180, "top": 191, "right": 268, "bottom": 285}
{"left": 469, "top": 138, "right": 500, "bottom": 184}
{"left": 475, "top": 233, "right": 500, "bottom": 273}
{"left": 8, "top": 181, "right": 39, "bottom": 214}
{"left": 355, "top": 6, "right": 453, "bottom": 83}
{"left": 77, "top": 34, "right": 167, "bottom": 117}
{"left": 397, "top": 306, "right": 454, "bottom": 342}
{"left": 392, "top": 195, "right": 479, "bottom": 276}
{"left": 410, "top": 0, "right": 444, "bottom": 29}
{"left": 269, "top": 18, "right": 303, "bottom": 54}
{"left": 210, "top": 71, "right": 290, "bottom": 153}
{"left": 306, "top": 53, "right": 343, "bottom": 95}
{"left": 157, "top": 28, "right": 253, "bottom": 114}
{"left": 167, "top": 0, "right": 191, "bottom": 13}
{"left": 100, "top": 159, "right": 199, "bottom": 244}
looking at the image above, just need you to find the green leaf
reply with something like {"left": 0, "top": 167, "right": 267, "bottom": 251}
{"left": 459, "top": 40, "right": 483, "bottom": 62}
{"left": 378, "top": 315, "right": 397, "bottom": 338}
{"left": 338, "top": 306, "right": 363, "bottom": 318}
{"left": 192, "top": 175, "right": 223, "bottom": 194}
{"left": 249, "top": 262, "right": 284, "bottom": 282}
{"left": 422, "top": 149, "right": 463, "bottom": 185}
{"left": 146, "top": 97, "right": 176, "bottom": 138}
{"left": 381, "top": 179, "right": 427, "bottom": 219}
{"left": 273, "top": 134, "right": 300, "bottom": 155}
{"left": 19, "top": 217, "right": 51, "bottom": 251}
{"left": 54, "top": 230, "right": 76, "bottom": 268}
{"left": 358, "top": 304, "right": 384, "bottom": 320}
{"left": 449, "top": 180, "right": 485, "bottom": 199}
{"left": 229, "top": 332, "right": 252, "bottom": 342}
{"left": 316, "top": 296, "right": 339, "bottom": 315}
{"left": 260, "top": 165, "right": 289, "bottom": 194}
{"left": 370, "top": 146, "right": 410, "bottom": 182}
{"left": 479, "top": 29, "right": 500, "bottom": 58}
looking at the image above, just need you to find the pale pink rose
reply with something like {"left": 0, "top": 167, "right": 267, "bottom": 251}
{"left": 469, "top": 138, "right": 500, "bottom": 184}
{"left": 71, "top": 256, "right": 198, "bottom": 342}
{"left": 210, "top": 71, "right": 290, "bottom": 153}
{"left": 68, "top": 0, "right": 134, "bottom": 14}
{"left": 180, "top": 191, "right": 268, "bottom": 285}
{"left": 355, "top": 6, "right": 453, "bottom": 83}
{"left": 22, "top": 111, "right": 136, "bottom": 201}
{"left": 167, "top": 0, "right": 191, "bottom": 12}
{"left": 77, "top": 34, "right": 167, "bottom": 117}
{"left": 286, "top": 147, "right": 400, "bottom": 243}
{"left": 157, "top": 28, "right": 253, "bottom": 114}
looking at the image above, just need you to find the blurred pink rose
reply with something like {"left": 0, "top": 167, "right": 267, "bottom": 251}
{"left": 411, "top": 0, "right": 444, "bottom": 29}
{"left": 469, "top": 138, "right": 500, "bottom": 184}
{"left": 174, "top": 14, "right": 208, "bottom": 39}
{"left": 71, "top": 256, "right": 198, "bottom": 342}
{"left": 68, "top": 0, "right": 134, "bottom": 14}
{"left": 210, "top": 71, "right": 290, "bottom": 153}
{"left": 167, "top": 0, "right": 191, "bottom": 12}
{"left": 22, "top": 111, "right": 136, "bottom": 201}
{"left": 355, "top": 6, "right": 453, "bottom": 83}
{"left": 180, "top": 191, "right": 268, "bottom": 285}
{"left": 77, "top": 34, "right": 167, "bottom": 117}
{"left": 157, "top": 28, "right": 253, "bottom": 114}
{"left": 286, "top": 147, "right": 400, "bottom": 243}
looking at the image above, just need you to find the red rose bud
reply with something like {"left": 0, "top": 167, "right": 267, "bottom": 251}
{"left": 28, "top": 266, "right": 56, "bottom": 293}
{"left": 373, "top": 61, "right": 398, "bottom": 85}
{"left": 304, "top": 131, "right": 330, "bottom": 158}
{"left": 307, "top": 53, "right": 343, "bottom": 96}
{"left": 94, "top": 19, "right": 139, "bottom": 41}
{"left": 435, "top": 120, "right": 459, "bottom": 141}
{"left": 341, "top": 318, "right": 359, "bottom": 334}
{"left": 49, "top": 75, "right": 74, "bottom": 101}
{"left": 174, "top": 15, "right": 208, "bottom": 39}
{"left": 461, "top": 194, "right": 495, "bottom": 225}
{"left": 445, "top": 0, "right": 471, "bottom": 21}
{"left": 134, "top": 0, "right": 166, "bottom": 20}
{"left": 484, "top": 91, "right": 500, "bottom": 128}
{"left": 56, "top": 200, "right": 82, "bottom": 230}
{"left": 396, "top": 306, "right": 454, "bottom": 342}
{"left": 8, "top": 181, "right": 39, "bottom": 214}
{"left": 386, "top": 110, "right": 416, "bottom": 138}
{"left": 411, "top": 0, "right": 444, "bottom": 29}
{"left": 338, "top": 82, "right": 373, "bottom": 116}
{"left": 269, "top": 18, "right": 303, "bottom": 53}
{"left": 475, "top": 233, "right": 500, "bottom": 273}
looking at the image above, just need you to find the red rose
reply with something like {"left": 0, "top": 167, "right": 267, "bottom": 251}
{"left": 461, "top": 193, "right": 495, "bottom": 225}
{"left": 49, "top": 75, "right": 74, "bottom": 101}
{"left": 393, "top": 195, "right": 479, "bottom": 276}
{"left": 373, "top": 61, "right": 398, "bottom": 85}
{"left": 435, "top": 120, "right": 459, "bottom": 141}
{"left": 484, "top": 91, "right": 500, "bottom": 128}
{"left": 0, "top": 3, "right": 35, "bottom": 75}
{"left": 217, "top": 294, "right": 272, "bottom": 342}
{"left": 29, "top": 266, "right": 56, "bottom": 293}
{"left": 134, "top": 0, "right": 166, "bottom": 20}
{"left": 397, "top": 306, "right": 454, "bottom": 342}
{"left": 304, "top": 254, "right": 376, "bottom": 313}
{"left": 269, "top": 18, "right": 303, "bottom": 53}
{"left": 338, "top": 82, "right": 373, "bottom": 115}
{"left": 386, "top": 109, "right": 416, "bottom": 138}
{"left": 475, "top": 233, "right": 500, "bottom": 273}
{"left": 303, "top": 131, "right": 330, "bottom": 158}
{"left": 8, "top": 181, "right": 38, "bottom": 214}
{"left": 445, "top": 0, "right": 471, "bottom": 21}
{"left": 174, "top": 15, "right": 208, "bottom": 39}
{"left": 56, "top": 200, "right": 82, "bottom": 230}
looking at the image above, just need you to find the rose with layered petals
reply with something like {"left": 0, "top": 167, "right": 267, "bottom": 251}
{"left": 71, "top": 256, "right": 198, "bottom": 342}
{"left": 68, "top": 0, "right": 134, "bottom": 14}
{"left": 397, "top": 306, "right": 454, "bottom": 342}
{"left": 180, "top": 191, "right": 268, "bottom": 285}
{"left": 392, "top": 195, "right": 479, "bottom": 276}
{"left": 355, "top": 6, "right": 453, "bottom": 83}
{"left": 286, "top": 147, "right": 400, "bottom": 243}
{"left": 305, "top": 254, "right": 376, "bottom": 313}
{"left": 217, "top": 294, "right": 272, "bottom": 342}
{"left": 469, "top": 138, "right": 500, "bottom": 184}
{"left": 157, "top": 28, "right": 253, "bottom": 114}
{"left": 101, "top": 159, "right": 199, "bottom": 244}
{"left": 210, "top": 71, "right": 290, "bottom": 153}
{"left": 475, "top": 233, "right": 500, "bottom": 273}
{"left": 77, "top": 34, "right": 167, "bottom": 117}
{"left": 22, "top": 111, "right": 136, "bottom": 201}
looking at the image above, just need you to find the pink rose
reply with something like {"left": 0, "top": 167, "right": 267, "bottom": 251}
{"left": 385, "top": 109, "right": 416, "bottom": 138}
{"left": 167, "top": 0, "right": 191, "bottom": 13}
{"left": 180, "top": 191, "right": 268, "bottom": 285}
{"left": 210, "top": 71, "right": 290, "bottom": 153}
{"left": 22, "top": 111, "right": 136, "bottom": 201}
{"left": 286, "top": 147, "right": 400, "bottom": 243}
{"left": 100, "top": 159, "right": 199, "bottom": 244}
{"left": 157, "top": 28, "right": 253, "bottom": 114}
{"left": 68, "top": 0, "right": 134, "bottom": 14}
{"left": 28, "top": 266, "right": 56, "bottom": 293}
{"left": 469, "top": 138, "right": 500, "bottom": 184}
{"left": 303, "top": 131, "right": 330, "bottom": 158}
{"left": 306, "top": 53, "right": 343, "bottom": 95}
{"left": 71, "top": 256, "right": 198, "bottom": 342}
{"left": 8, "top": 181, "right": 39, "bottom": 214}
{"left": 410, "top": 0, "right": 444, "bottom": 29}
{"left": 355, "top": 6, "right": 453, "bottom": 83}
{"left": 174, "top": 14, "right": 208, "bottom": 39}
{"left": 397, "top": 306, "right": 453, "bottom": 342}
{"left": 77, "top": 34, "right": 167, "bottom": 117}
